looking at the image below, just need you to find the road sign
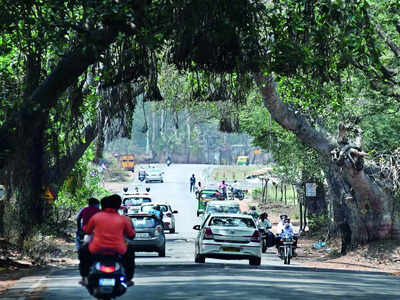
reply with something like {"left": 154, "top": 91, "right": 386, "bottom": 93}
{"left": 42, "top": 186, "right": 55, "bottom": 202}
{"left": 254, "top": 149, "right": 261, "bottom": 155}
{"left": 305, "top": 183, "right": 317, "bottom": 197}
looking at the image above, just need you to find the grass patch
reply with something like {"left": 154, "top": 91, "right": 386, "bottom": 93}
{"left": 252, "top": 185, "right": 297, "bottom": 205}
{"left": 211, "top": 165, "right": 266, "bottom": 180}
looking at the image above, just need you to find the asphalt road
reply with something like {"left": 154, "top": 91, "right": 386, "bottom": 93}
{"left": 2, "top": 164, "right": 400, "bottom": 300}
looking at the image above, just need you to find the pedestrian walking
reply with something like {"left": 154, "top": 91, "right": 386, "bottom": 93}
{"left": 190, "top": 174, "right": 196, "bottom": 192}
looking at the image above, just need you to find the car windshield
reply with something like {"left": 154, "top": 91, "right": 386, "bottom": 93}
{"left": 206, "top": 205, "right": 240, "bottom": 214}
{"left": 131, "top": 216, "right": 159, "bottom": 228}
{"left": 123, "top": 197, "right": 151, "bottom": 206}
{"left": 209, "top": 217, "right": 255, "bottom": 228}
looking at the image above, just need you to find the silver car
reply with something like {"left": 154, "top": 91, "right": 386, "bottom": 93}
{"left": 145, "top": 169, "right": 164, "bottom": 183}
{"left": 128, "top": 214, "right": 166, "bottom": 257}
{"left": 194, "top": 213, "right": 261, "bottom": 265}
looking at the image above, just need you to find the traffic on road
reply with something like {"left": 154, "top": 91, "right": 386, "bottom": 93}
{"left": 4, "top": 164, "right": 400, "bottom": 300}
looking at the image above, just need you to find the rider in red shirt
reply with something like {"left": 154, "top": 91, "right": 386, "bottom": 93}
{"left": 79, "top": 194, "right": 136, "bottom": 285}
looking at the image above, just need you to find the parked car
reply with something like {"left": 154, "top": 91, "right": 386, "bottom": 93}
{"left": 120, "top": 193, "right": 152, "bottom": 215}
{"left": 193, "top": 213, "right": 261, "bottom": 265}
{"left": 145, "top": 169, "right": 164, "bottom": 183}
{"left": 127, "top": 213, "right": 166, "bottom": 257}
{"left": 140, "top": 203, "right": 178, "bottom": 233}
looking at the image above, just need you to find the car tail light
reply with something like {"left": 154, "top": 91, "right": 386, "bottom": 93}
{"left": 166, "top": 212, "right": 172, "bottom": 217}
{"left": 251, "top": 230, "right": 261, "bottom": 242}
{"left": 204, "top": 227, "right": 214, "bottom": 240}
{"left": 99, "top": 265, "right": 116, "bottom": 273}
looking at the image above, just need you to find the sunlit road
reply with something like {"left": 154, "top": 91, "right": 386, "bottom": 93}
{"left": 3, "top": 164, "right": 400, "bottom": 299}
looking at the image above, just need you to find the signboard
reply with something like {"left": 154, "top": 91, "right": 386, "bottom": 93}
{"left": 305, "top": 183, "right": 317, "bottom": 197}
{"left": 42, "top": 186, "right": 55, "bottom": 202}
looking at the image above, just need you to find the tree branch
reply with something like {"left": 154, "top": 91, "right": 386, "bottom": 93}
{"left": 50, "top": 124, "right": 98, "bottom": 189}
{"left": 254, "top": 73, "right": 337, "bottom": 157}
{"left": 376, "top": 23, "right": 400, "bottom": 58}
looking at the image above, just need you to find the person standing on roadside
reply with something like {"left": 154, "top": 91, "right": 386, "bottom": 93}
{"left": 190, "top": 174, "right": 196, "bottom": 192}
{"left": 75, "top": 198, "right": 100, "bottom": 251}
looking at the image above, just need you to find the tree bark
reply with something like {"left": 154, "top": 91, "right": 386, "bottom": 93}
{"left": 255, "top": 73, "right": 399, "bottom": 248}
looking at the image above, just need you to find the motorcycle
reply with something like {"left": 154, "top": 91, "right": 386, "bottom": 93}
{"left": 138, "top": 171, "right": 146, "bottom": 182}
{"left": 279, "top": 232, "right": 294, "bottom": 265}
{"left": 83, "top": 250, "right": 129, "bottom": 300}
{"left": 228, "top": 186, "right": 245, "bottom": 200}
{"left": 257, "top": 224, "right": 273, "bottom": 253}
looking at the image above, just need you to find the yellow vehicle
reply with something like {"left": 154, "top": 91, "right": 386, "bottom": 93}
{"left": 237, "top": 156, "right": 249, "bottom": 166}
{"left": 120, "top": 154, "right": 135, "bottom": 171}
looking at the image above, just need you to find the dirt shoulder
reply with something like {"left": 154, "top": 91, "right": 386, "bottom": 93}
{"left": 297, "top": 236, "right": 400, "bottom": 276}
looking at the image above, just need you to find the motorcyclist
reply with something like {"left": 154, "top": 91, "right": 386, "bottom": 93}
{"left": 249, "top": 206, "right": 259, "bottom": 220}
{"left": 219, "top": 180, "right": 227, "bottom": 199}
{"left": 276, "top": 217, "right": 298, "bottom": 256}
{"left": 276, "top": 214, "right": 287, "bottom": 234}
{"left": 79, "top": 195, "right": 136, "bottom": 286}
{"left": 258, "top": 212, "right": 272, "bottom": 229}
{"left": 149, "top": 205, "right": 163, "bottom": 221}
{"left": 75, "top": 198, "right": 100, "bottom": 252}
{"left": 195, "top": 181, "right": 202, "bottom": 197}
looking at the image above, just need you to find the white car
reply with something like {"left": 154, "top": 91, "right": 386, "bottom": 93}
{"left": 145, "top": 169, "right": 164, "bottom": 183}
{"left": 141, "top": 203, "right": 178, "bottom": 233}
{"left": 120, "top": 192, "right": 152, "bottom": 215}
{"left": 193, "top": 213, "right": 261, "bottom": 265}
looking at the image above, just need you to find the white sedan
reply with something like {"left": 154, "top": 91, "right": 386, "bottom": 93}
{"left": 145, "top": 169, "right": 164, "bottom": 183}
{"left": 141, "top": 203, "right": 178, "bottom": 233}
{"left": 193, "top": 213, "right": 261, "bottom": 265}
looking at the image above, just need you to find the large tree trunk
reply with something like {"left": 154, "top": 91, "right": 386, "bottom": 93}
{"left": 255, "top": 73, "right": 400, "bottom": 250}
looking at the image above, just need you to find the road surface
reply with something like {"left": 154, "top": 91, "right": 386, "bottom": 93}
{"left": 2, "top": 164, "right": 400, "bottom": 299}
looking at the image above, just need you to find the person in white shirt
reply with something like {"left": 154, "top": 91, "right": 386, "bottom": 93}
{"left": 276, "top": 214, "right": 287, "bottom": 234}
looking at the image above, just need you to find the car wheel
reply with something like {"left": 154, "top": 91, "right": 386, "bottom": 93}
{"left": 170, "top": 228, "right": 175, "bottom": 234}
{"left": 198, "top": 254, "right": 205, "bottom": 263}
{"left": 160, "top": 180, "right": 164, "bottom": 183}
{"left": 158, "top": 248, "right": 166, "bottom": 257}
{"left": 249, "top": 257, "right": 261, "bottom": 266}
{"left": 145, "top": 181, "right": 149, "bottom": 183}
{"left": 194, "top": 254, "right": 199, "bottom": 263}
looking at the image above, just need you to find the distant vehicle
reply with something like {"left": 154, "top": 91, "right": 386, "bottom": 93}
{"left": 193, "top": 213, "right": 261, "bottom": 265}
{"left": 196, "top": 188, "right": 222, "bottom": 216}
{"left": 140, "top": 203, "right": 178, "bottom": 233}
{"left": 145, "top": 169, "right": 164, "bottom": 183}
{"left": 127, "top": 214, "right": 166, "bottom": 257}
{"left": 138, "top": 170, "right": 146, "bottom": 181}
{"left": 201, "top": 200, "right": 241, "bottom": 217}
{"left": 120, "top": 154, "right": 135, "bottom": 172}
{"left": 120, "top": 193, "right": 152, "bottom": 215}
{"left": 236, "top": 156, "right": 249, "bottom": 166}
